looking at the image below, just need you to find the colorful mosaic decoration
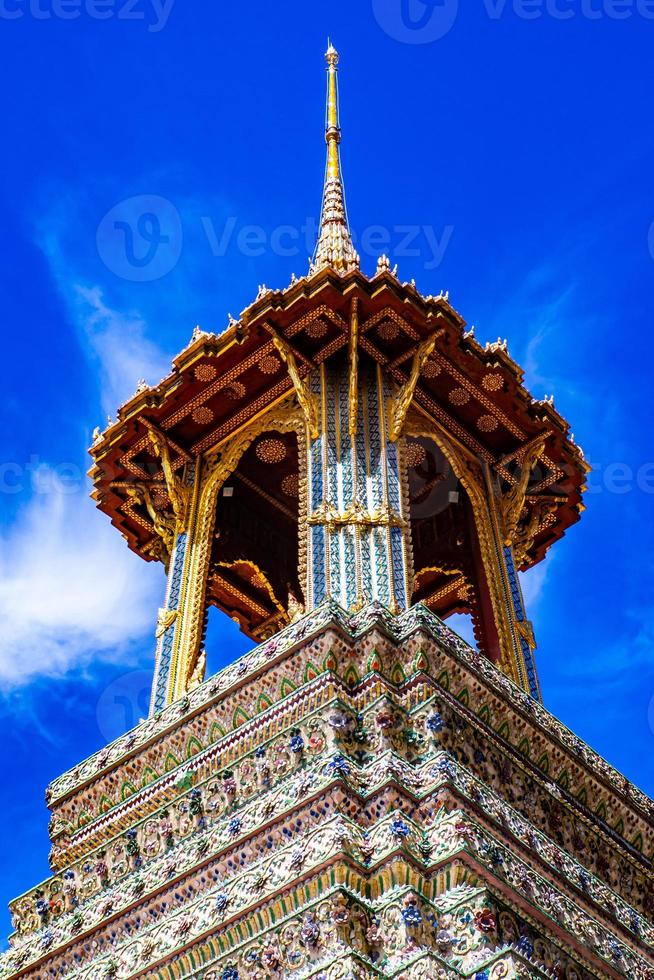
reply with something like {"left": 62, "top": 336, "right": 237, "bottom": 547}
{"left": 307, "top": 360, "right": 409, "bottom": 613}
{"left": 3, "top": 43, "right": 652, "bottom": 980}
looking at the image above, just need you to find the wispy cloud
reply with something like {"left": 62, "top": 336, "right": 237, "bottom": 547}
{"left": 520, "top": 555, "right": 551, "bottom": 611}
{"left": 71, "top": 284, "right": 170, "bottom": 417}
{"left": 0, "top": 475, "right": 163, "bottom": 689}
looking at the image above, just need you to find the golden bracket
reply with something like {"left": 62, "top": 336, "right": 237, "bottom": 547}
{"left": 516, "top": 618, "right": 537, "bottom": 652}
{"left": 125, "top": 483, "right": 176, "bottom": 558}
{"left": 264, "top": 324, "right": 321, "bottom": 439}
{"left": 145, "top": 427, "right": 191, "bottom": 530}
{"left": 388, "top": 332, "right": 442, "bottom": 442}
{"left": 500, "top": 438, "right": 547, "bottom": 545}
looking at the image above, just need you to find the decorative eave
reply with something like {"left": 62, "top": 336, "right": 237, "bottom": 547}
{"left": 88, "top": 265, "right": 587, "bottom": 575}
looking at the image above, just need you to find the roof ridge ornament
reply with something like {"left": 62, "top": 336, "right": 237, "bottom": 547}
{"left": 311, "top": 43, "right": 360, "bottom": 275}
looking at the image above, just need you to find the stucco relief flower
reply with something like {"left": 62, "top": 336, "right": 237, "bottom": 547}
{"left": 300, "top": 912, "right": 320, "bottom": 947}
{"left": 176, "top": 916, "right": 193, "bottom": 937}
{"left": 328, "top": 710, "right": 350, "bottom": 731}
{"left": 260, "top": 944, "right": 281, "bottom": 970}
{"left": 249, "top": 869, "right": 270, "bottom": 892}
{"left": 330, "top": 895, "right": 351, "bottom": 925}
{"left": 434, "top": 757, "right": 455, "bottom": 779}
{"left": 401, "top": 902, "right": 422, "bottom": 927}
{"left": 435, "top": 927, "right": 454, "bottom": 949}
{"left": 289, "top": 732, "right": 304, "bottom": 753}
{"left": 222, "top": 773, "right": 237, "bottom": 796}
{"left": 454, "top": 820, "right": 474, "bottom": 842}
{"left": 473, "top": 908, "right": 496, "bottom": 933}
{"left": 359, "top": 834, "right": 374, "bottom": 864}
{"left": 307, "top": 731, "right": 324, "bottom": 752}
{"left": 139, "top": 937, "right": 156, "bottom": 961}
{"left": 426, "top": 711, "right": 445, "bottom": 733}
{"left": 515, "top": 930, "right": 534, "bottom": 958}
{"left": 390, "top": 818, "right": 411, "bottom": 839}
{"left": 375, "top": 708, "right": 395, "bottom": 730}
{"left": 214, "top": 892, "right": 230, "bottom": 913}
{"left": 324, "top": 754, "right": 350, "bottom": 777}
{"left": 366, "top": 918, "right": 384, "bottom": 946}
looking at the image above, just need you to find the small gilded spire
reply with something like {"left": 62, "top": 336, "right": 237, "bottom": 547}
{"left": 312, "top": 43, "right": 360, "bottom": 275}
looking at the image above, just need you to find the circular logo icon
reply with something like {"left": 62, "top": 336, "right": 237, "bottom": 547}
{"left": 372, "top": 0, "right": 459, "bottom": 43}
{"left": 96, "top": 194, "right": 183, "bottom": 282}
{"left": 96, "top": 669, "right": 152, "bottom": 742}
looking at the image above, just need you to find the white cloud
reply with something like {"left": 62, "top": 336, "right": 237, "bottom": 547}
{"left": 520, "top": 556, "right": 551, "bottom": 610}
{"left": 72, "top": 285, "right": 171, "bottom": 417}
{"left": 0, "top": 475, "right": 163, "bottom": 689}
{"left": 6, "top": 212, "right": 174, "bottom": 690}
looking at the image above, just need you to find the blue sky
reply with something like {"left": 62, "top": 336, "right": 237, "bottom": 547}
{"left": 1, "top": 0, "right": 653, "bottom": 945}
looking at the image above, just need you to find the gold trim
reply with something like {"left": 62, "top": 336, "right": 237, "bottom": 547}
{"left": 146, "top": 428, "right": 190, "bottom": 530}
{"left": 404, "top": 412, "right": 521, "bottom": 687}
{"left": 124, "top": 483, "right": 176, "bottom": 558}
{"left": 215, "top": 560, "right": 286, "bottom": 615}
{"left": 388, "top": 333, "right": 442, "bottom": 442}
{"left": 211, "top": 575, "right": 271, "bottom": 620}
{"left": 501, "top": 438, "right": 546, "bottom": 545}
{"left": 348, "top": 297, "right": 359, "bottom": 437}
{"left": 308, "top": 499, "right": 406, "bottom": 532}
{"left": 482, "top": 462, "right": 540, "bottom": 697}
{"left": 155, "top": 607, "right": 178, "bottom": 639}
{"left": 166, "top": 460, "right": 203, "bottom": 705}
{"left": 265, "top": 324, "right": 320, "bottom": 439}
{"left": 170, "top": 399, "right": 306, "bottom": 702}
{"left": 413, "top": 565, "right": 463, "bottom": 590}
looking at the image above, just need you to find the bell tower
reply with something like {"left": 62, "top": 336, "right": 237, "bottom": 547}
{"left": 87, "top": 46, "right": 586, "bottom": 710}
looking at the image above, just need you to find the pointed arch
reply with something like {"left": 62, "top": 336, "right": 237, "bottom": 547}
{"left": 168, "top": 398, "right": 307, "bottom": 702}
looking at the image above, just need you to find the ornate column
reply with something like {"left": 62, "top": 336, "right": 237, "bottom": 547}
{"left": 482, "top": 461, "right": 542, "bottom": 700}
{"left": 149, "top": 461, "right": 201, "bottom": 714}
{"left": 306, "top": 357, "right": 412, "bottom": 613}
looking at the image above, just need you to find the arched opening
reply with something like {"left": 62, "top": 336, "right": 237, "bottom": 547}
{"left": 406, "top": 435, "right": 490, "bottom": 657}
{"left": 204, "top": 429, "right": 303, "bottom": 642}
{"left": 204, "top": 604, "right": 253, "bottom": 677}
{"left": 408, "top": 435, "right": 473, "bottom": 614}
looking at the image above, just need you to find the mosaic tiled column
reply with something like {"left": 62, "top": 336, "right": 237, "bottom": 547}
{"left": 503, "top": 543, "right": 541, "bottom": 700}
{"left": 149, "top": 464, "right": 198, "bottom": 715}
{"left": 479, "top": 462, "right": 542, "bottom": 701}
{"left": 306, "top": 359, "right": 411, "bottom": 612}
{"left": 149, "top": 530, "right": 190, "bottom": 714}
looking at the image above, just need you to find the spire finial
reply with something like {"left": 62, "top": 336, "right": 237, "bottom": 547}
{"left": 312, "top": 43, "right": 359, "bottom": 275}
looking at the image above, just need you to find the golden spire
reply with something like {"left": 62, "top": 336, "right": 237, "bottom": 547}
{"left": 312, "top": 42, "right": 360, "bottom": 275}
